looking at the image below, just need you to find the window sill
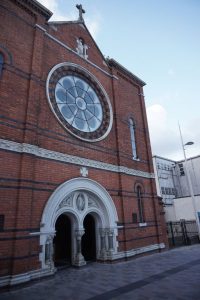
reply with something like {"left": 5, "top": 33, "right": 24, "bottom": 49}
{"left": 139, "top": 222, "right": 147, "bottom": 227}
{"left": 117, "top": 225, "right": 124, "bottom": 229}
{"left": 133, "top": 157, "right": 140, "bottom": 161}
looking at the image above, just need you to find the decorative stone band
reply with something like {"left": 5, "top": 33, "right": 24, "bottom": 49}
{"left": 0, "top": 139, "right": 155, "bottom": 179}
{"left": 0, "top": 267, "right": 56, "bottom": 287}
{"left": 0, "top": 242, "right": 165, "bottom": 287}
{"left": 111, "top": 243, "right": 165, "bottom": 260}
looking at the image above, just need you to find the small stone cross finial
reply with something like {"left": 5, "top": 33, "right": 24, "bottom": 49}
{"left": 80, "top": 167, "right": 88, "bottom": 177}
{"left": 76, "top": 4, "right": 85, "bottom": 22}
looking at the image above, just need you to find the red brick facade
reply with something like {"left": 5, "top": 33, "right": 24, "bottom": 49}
{"left": 0, "top": 0, "right": 168, "bottom": 287}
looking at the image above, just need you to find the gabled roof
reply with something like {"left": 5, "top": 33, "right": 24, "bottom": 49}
{"left": 108, "top": 58, "right": 146, "bottom": 87}
{"left": 48, "top": 20, "right": 109, "bottom": 68}
{"left": 46, "top": 6, "right": 145, "bottom": 83}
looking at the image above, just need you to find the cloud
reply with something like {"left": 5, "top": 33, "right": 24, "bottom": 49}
{"left": 38, "top": 0, "right": 75, "bottom": 21}
{"left": 167, "top": 68, "right": 175, "bottom": 77}
{"left": 85, "top": 17, "right": 100, "bottom": 39}
{"left": 84, "top": 7, "right": 102, "bottom": 39}
{"left": 38, "top": 0, "right": 101, "bottom": 38}
{"left": 147, "top": 104, "right": 200, "bottom": 160}
{"left": 38, "top": 0, "right": 57, "bottom": 12}
{"left": 147, "top": 104, "right": 180, "bottom": 159}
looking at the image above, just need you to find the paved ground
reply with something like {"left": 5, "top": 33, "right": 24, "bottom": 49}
{"left": 1, "top": 244, "right": 200, "bottom": 300}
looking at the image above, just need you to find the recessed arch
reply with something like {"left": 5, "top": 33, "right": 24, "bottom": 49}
{"left": 53, "top": 214, "right": 72, "bottom": 266}
{"left": 40, "top": 177, "right": 119, "bottom": 269}
{"left": 129, "top": 117, "right": 137, "bottom": 159}
{"left": 82, "top": 213, "right": 96, "bottom": 261}
{"left": 135, "top": 183, "right": 145, "bottom": 223}
{"left": 134, "top": 181, "right": 145, "bottom": 194}
{"left": 0, "top": 44, "right": 13, "bottom": 65}
{"left": 41, "top": 177, "right": 118, "bottom": 232}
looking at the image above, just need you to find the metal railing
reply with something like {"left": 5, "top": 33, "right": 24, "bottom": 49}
{"left": 167, "top": 220, "right": 200, "bottom": 247}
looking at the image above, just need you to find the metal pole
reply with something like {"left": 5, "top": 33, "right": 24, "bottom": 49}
{"left": 178, "top": 123, "right": 200, "bottom": 239}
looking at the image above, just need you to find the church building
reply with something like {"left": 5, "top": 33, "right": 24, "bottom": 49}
{"left": 0, "top": 0, "right": 168, "bottom": 287}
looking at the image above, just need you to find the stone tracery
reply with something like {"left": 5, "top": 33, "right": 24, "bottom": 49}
{"left": 40, "top": 178, "right": 118, "bottom": 269}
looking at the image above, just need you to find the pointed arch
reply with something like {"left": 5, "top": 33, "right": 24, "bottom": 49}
{"left": 0, "top": 44, "right": 13, "bottom": 65}
{"left": 134, "top": 182, "right": 145, "bottom": 223}
{"left": 0, "top": 53, "right": 3, "bottom": 77}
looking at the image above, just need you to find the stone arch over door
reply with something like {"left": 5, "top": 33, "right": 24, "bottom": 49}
{"left": 40, "top": 178, "right": 119, "bottom": 270}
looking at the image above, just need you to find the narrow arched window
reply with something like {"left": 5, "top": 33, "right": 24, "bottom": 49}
{"left": 137, "top": 186, "right": 144, "bottom": 223}
{"left": 0, "top": 53, "right": 4, "bottom": 77}
{"left": 129, "top": 118, "right": 137, "bottom": 159}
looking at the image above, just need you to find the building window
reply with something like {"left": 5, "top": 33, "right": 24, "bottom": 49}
{"left": 178, "top": 163, "right": 185, "bottom": 176}
{"left": 46, "top": 62, "right": 113, "bottom": 142}
{"left": 137, "top": 186, "right": 144, "bottom": 223}
{"left": 161, "top": 186, "right": 165, "bottom": 194}
{"left": 55, "top": 75, "right": 103, "bottom": 133}
{"left": 172, "top": 188, "right": 177, "bottom": 196}
{"left": 132, "top": 213, "right": 137, "bottom": 223}
{"left": 129, "top": 118, "right": 137, "bottom": 159}
{"left": 0, "top": 215, "right": 5, "bottom": 231}
{"left": 0, "top": 53, "right": 4, "bottom": 77}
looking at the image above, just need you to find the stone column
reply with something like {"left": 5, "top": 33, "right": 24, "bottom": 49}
{"left": 74, "top": 229, "right": 86, "bottom": 267}
{"left": 99, "top": 228, "right": 107, "bottom": 260}
{"left": 107, "top": 228, "right": 114, "bottom": 257}
{"left": 45, "top": 235, "right": 55, "bottom": 270}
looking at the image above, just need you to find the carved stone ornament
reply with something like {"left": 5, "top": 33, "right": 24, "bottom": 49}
{"left": 76, "top": 193, "right": 85, "bottom": 211}
{"left": 76, "top": 38, "right": 88, "bottom": 59}
{"left": 88, "top": 196, "right": 98, "bottom": 208}
{"left": 80, "top": 166, "right": 88, "bottom": 177}
{"left": 58, "top": 194, "right": 73, "bottom": 210}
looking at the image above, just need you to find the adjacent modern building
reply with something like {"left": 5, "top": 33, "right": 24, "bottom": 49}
{"left": 153, "top": 155, "right": 200, "bottom": 222}
{"left": 0, "top": 0, "right": 167, "bottom": 288}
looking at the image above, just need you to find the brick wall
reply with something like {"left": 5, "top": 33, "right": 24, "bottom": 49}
{"left": 0, "top": 0, "right": 167, "bottom": 279}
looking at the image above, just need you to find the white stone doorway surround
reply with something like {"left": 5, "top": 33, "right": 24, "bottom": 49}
{"left": 39, "top": 178, "right": 119, "bottom": 271}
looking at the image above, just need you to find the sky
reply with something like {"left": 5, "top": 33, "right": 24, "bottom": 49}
{"left": 38, "top": 0, "right": 200, "bottom": 161}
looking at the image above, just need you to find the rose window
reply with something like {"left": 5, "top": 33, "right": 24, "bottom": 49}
{"left": 55, "top": 76, "right": 103, "bottom": 132}
{"left": 46, "top": 63, "right": 113, "bottom": 142}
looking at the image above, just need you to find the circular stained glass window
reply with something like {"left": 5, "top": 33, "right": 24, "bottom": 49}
{"left": 46, "top": 63, "right": 113, "bottom": 142}
{"left": 55, "top": 76, "right": 103, "bottom": 132}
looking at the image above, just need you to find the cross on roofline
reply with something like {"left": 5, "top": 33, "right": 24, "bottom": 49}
{"left": 76, "top": 4, "right": 85, "bottom": 22}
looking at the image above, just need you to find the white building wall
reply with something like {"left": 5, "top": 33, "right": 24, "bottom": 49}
{"left": 174, "top": 196, "right": 200, "bottom": 221}
{"left": 164, "top": 205, "right": 177, "bottom": 222}
{"left": 153, "top": 155, "right": 200, "bottom": 222}
{"left": 152, "top": 156, "right": 177, "bottom": 205}
{"left": 177, "top": 156, "right": 200, "bottom": 197}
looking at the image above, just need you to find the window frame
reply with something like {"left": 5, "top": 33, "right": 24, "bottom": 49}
{"left": 136, "top": 185, "right": 145, "bottom": 224}
{"left": 0, "top": 53, "right": 4, "bottom": 77}
{"left": 129, "top": 118, "right": 138, "bottom": 159}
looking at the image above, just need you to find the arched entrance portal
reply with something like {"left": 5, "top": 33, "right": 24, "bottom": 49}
{"left": 82, "top": 214, "right": 96, "bottom": 261}
{"left": 40, "top": 178, "right": 119, "bottom": 270}
{"left": 53, "top": 214, "right": 71, "bottom": 266}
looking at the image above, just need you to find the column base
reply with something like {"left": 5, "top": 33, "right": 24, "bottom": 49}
{"left": 73, "top": 254, "right": 86, "bottom": 267}
{"left": 99, "top": 250, "right": 107, "bottom": 260}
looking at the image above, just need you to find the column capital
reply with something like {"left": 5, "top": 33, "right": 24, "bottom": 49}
{"left": 75, "top": 229, "right": 85, "bottom": 239}
{"left": 99, "top": 228, "right": 107, "bottom": 236}
{"left": 106, "top": 228, "right": 114, "bottom": 236}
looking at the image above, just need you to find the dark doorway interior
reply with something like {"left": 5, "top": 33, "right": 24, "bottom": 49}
{"left": 53, "top": 214, "right": 71, "bottom": 266}
{"left": 82, "top": 214, "right": 96, "bottom": 261}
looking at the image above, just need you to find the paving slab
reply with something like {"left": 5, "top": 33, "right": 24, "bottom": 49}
{"left": 1, "top": 244, "right": 200, "bottom": 300}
